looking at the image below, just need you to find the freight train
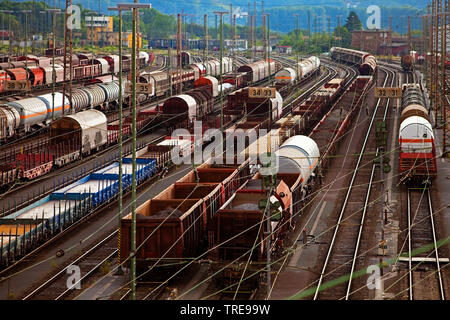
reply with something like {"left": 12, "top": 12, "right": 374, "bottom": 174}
{"left": 0, "top": 52, "right": 152, "bottom": 93}
{"left": 0, "top": 138, "right": 184, "bottom": 267}
{"left": 159, "top": 59, "right": 283, "bottom": 130}
{"left": 330, "top": 47, "right": 377, "bottom": 76}
{"left": 118, "top": 73, "right": 374, "bottom": 282}
{"left": 0, "top": 79, "right": 127, "bottom": 140}
{"left": 399, "top": 83, "right": 437, "bottom": 181}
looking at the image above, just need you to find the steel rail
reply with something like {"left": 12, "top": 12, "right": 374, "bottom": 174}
{"left": 345, "top": 66, "right": 396, "bottom": 299}
{"left": 313, "top": 66, "right": 388, "bottom": 300}
{"left": 407, "top": 188, "right": 446, "bottom": 300}
{"left": 22, "top": 230, "right": 118, "bottom": 300}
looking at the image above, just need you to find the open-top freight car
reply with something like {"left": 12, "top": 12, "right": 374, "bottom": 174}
{"left": 119, "top": 158, "right": 251, "bottom": 272}
{"left": 210, "top": 134, "right": 320, "bottom": 288}
{"left": 330, "top": 47, "right": 377, "bottom": 76}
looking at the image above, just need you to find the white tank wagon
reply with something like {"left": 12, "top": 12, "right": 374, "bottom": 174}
{"left": 275, "top": 135, "right": 320, "bottom": 188}
{"left": 399, "top": 116, "right": 434, "bottom": 154}
{"left": 71, "top": 88, "right": 92, "bottom": 112}
{"left": 6, "top": 92, "right": 69, "bottom": 131}
{"left": 81, "top": 85, "right": 106, "bottom": 109}
{"left": 275, "top": 67, "right": 297, "bottom": 85}
{"left": 297, "top": 56, "right": 320, "bottom": 79}
{"left": 50, "top": 109, "right": 108, "bottom": 156}
{"left": 98, "top": 81, "right": 121, "bottom": 103}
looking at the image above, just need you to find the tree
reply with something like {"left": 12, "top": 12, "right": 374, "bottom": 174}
{"left": 344, "top": 11, "right": 363, "bottom": 32}
{"left": 332, "top": 26, "right": 351, "bottom": 47}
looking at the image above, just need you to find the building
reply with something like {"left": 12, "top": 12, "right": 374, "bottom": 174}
{"left": 351, "top": 29, "right": 429, "bottom": 56}
{"left": 85, "top": 16, "right": 142, "bottom": 48}
{"left": 351, "top": 29, "right": 391, "bottom": 55}
{"left": 276, "top": 46, "right": 292, "bottom": 54}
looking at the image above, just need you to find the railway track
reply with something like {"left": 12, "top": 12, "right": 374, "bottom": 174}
{"left": 312, "top": 65, "right": 397, "bottom": 300}
{"left": 8, "top": 55, "right": 342, "bottom": 301}
{"left": 403, "top": 187, "right": 447, "bottom": 300}
{"left": 22, "top": 231, "right": 118, "bottom": 300}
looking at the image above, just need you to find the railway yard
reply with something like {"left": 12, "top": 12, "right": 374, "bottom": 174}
{"left": 0, "top": 4, "right": 448, "bottom": 305}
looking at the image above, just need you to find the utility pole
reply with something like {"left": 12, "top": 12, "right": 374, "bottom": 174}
{"left": 21, "top": 10, "right": 31, "bottom": 95}
{"left": 337, "top": 15, "right": 342, "bottom": 48}
{"left": 293, "top": 14, "right": 299, "bottom": 77}
{"left": 117, "top": 2, "right": 151, "bottom": 301}
{"left": 441, "top": 0, "right": 449, "bottom": 156}
{"left": 47, "top": 8, "right": 60, "bottom": 120}
{"left": 308, "top": 11, "right": 311, "bottom": 53}
{"left": 108, "top": 5, "right": 126, "bottom": 275}
{"left": 253, "top": 0, "right": 256, "bottom": 60}
{"left": 263, "top": 13, "right": 271, "bottom": 86}
{"left": 408, "top": 16, "right": 411, "bottom": 52}
{"left": 262, "top": 14, "right": 267, "bottom": 60}
{"left": 248, "top": 2, "right": 251, "bottom": 60}
{"left": 328, "top": 16, "right": 331, "bottom": 52}
{"left": 214, "top": 11, "right": 228, "bottom": 134}
{"left": 203, "top": 14, "right": 208, "bottom": 67}
{"left": 177, "top": 13, "right": 182, "bottom": 94}
{"left": 233, "top": 14, "right": 236, "bottom": 72}
{"left": 230, "top": 3, "right": 233, "bottom": 38}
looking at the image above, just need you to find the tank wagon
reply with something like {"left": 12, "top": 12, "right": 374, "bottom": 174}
{"left": 0, "top": 79, "right": 126, "bottom": 139}
{"left": 275, "top": 56, "right": 321, "bottom": 86}
{"left": 399, "top": 84, "right": 436, "bottom": 181}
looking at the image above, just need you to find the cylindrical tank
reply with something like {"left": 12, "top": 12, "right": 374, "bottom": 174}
{"left": 71, "top": 88, "right": 91, "bottom": 112}
{"left": 401, "top": 104, "right": 429, "bottom": 123}
{"left": 275, "top": 135, "right": 320, "bottom": 187}
{"left": 359, "top": 55, "right": 377, "bottom": 75}
{"left": 401, "top": 55, "right": 414, "bottom": 71}
{"left": 275, "top": 68, "right": 297, "bottom": 85}
{"left": 399, "top": 116, "right": 434, "bottom": 154}
{"left": 8, "top": 97, "right": 49, "bottom": 127}
{"left": 81, "top": 85, "right": 107, "bottom": 108}
{"left": 37, "top": 92, "right": 70, "bottom": 120}
{"left": 402, "top": 84, "right": 425, "bottom": 110}
{"left": 98, "top": 81, "right": 120, "bottom": 102}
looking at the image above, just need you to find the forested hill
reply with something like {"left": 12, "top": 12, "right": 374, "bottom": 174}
{"left": 8, "top": 0, "right": 426, "bottom": 34}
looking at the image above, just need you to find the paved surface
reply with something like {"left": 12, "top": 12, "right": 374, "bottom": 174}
{"left": 0, "top": 163, "right": 190, "bottom": 300}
